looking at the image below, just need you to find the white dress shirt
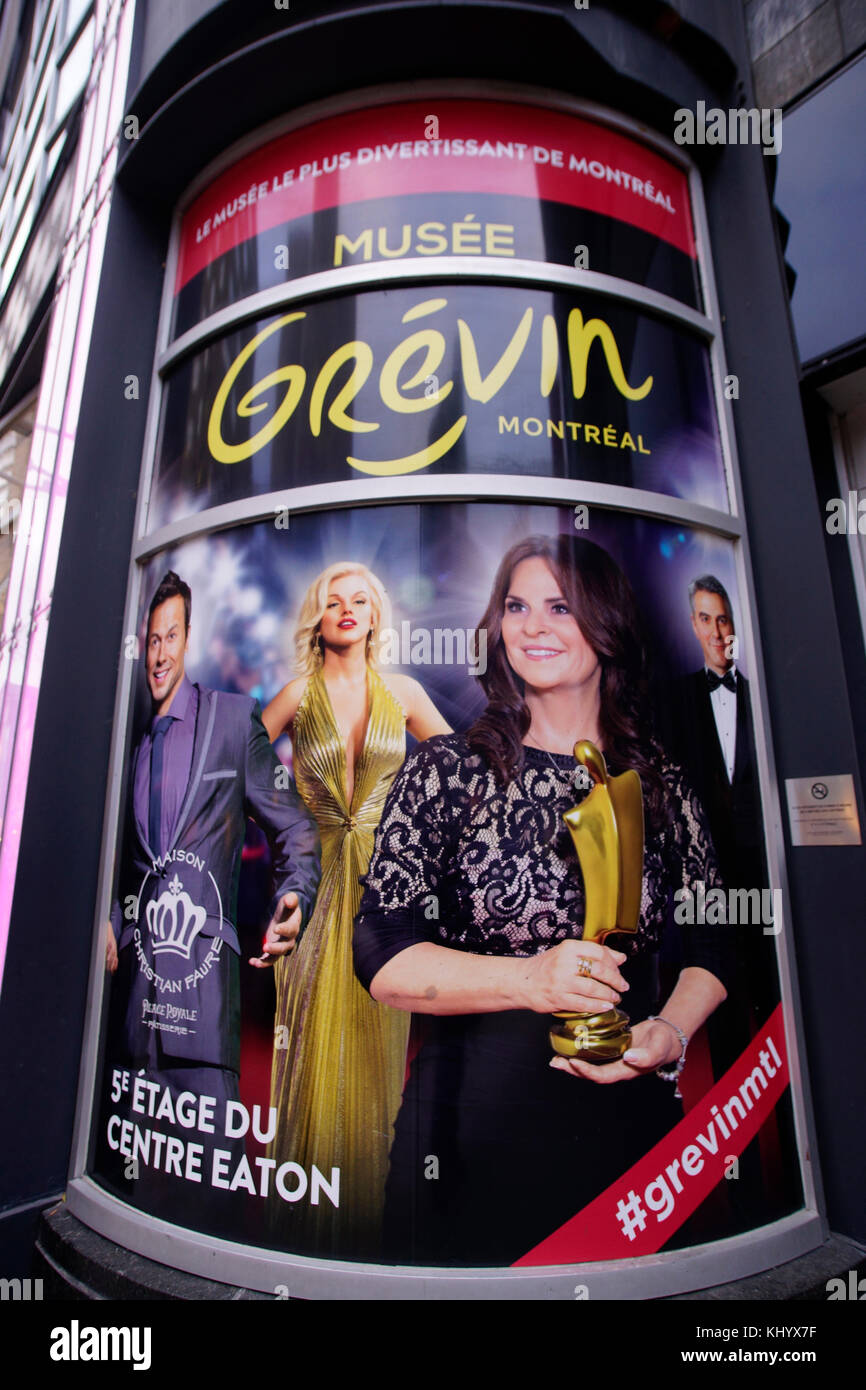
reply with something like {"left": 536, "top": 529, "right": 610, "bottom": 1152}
{"left": 708, "top": 665, "right": 737, "bottom": 782}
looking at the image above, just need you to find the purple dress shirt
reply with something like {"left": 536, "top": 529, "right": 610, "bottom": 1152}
{"left": 134, "top": 675, "right": 197, "bottom": 858}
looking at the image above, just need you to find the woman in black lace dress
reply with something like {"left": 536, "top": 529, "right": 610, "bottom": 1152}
{"left": 354, "top": 535, "right": 731, "bottom": 1266}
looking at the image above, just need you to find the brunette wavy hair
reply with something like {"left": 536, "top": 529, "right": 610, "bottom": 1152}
{"left": 467, "top": 534, "right": 668, "bottom": 828}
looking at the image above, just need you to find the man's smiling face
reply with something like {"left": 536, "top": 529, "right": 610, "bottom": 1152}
{"left": 146, "top": 595, "right": 188, "bottom": 714}
{"left": 690, "top": 589, "right": 734, "bottom": 677}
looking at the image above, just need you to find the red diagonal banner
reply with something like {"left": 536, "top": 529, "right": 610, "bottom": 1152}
{"left": 513, "top": 1003, "right": 789, "bottom": 1265}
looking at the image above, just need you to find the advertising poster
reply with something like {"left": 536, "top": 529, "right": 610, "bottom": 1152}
{"left": 154, "top": 280, "right": 725, "bottom": 530}
{"left": 91, "top": 502, "right": 802, "bottom": 1265}
{"left": 171, "top": 98, "right": 702, "bottom": 336}
{"left": 86, "top": 99, "right": 805, "bottom": 1274}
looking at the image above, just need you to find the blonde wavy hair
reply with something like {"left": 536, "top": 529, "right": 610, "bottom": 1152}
{"left": 294, "top": 562, "right": 392, "bottom": 675}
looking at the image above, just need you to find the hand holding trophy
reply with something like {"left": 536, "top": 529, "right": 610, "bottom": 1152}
{"left": 549, "top": 741, "right": 644, "bottom": 1064}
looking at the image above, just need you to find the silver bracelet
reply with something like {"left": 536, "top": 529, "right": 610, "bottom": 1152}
{"left": 647, "top": 1015, "right": 688, "bottom": 1099}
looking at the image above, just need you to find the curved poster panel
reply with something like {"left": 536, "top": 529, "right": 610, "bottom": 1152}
{"left": 90, "top": 501, "right": 801, "bottom": 1266}
{"left": 172, "top": 98, "right": 700, "bottom": 337}
{"left": 152, "top": 282, "right": 725, "bottom": 530}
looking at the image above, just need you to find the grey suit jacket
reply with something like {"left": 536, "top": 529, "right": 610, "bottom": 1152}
{"left": 115, "top": 684, "right": 320, "bottom": 1068}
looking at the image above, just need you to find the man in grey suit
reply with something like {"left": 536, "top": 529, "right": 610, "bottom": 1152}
{"left": 105, "top": 571, "right": 319, "bottom": 1226}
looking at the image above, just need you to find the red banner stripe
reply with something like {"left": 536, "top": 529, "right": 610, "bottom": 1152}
{"left": 513, "top": 1003, "right": 789, "bottom": 1265}
{"left": 176, "top": 100, "right": 696, "bottom": 291}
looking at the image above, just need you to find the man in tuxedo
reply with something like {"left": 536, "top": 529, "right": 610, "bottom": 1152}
{"left": 670, "top": 575, "right": 763, "bottom": 894}
{"left": 104, "top": 571, "right": 320, "bottom": 1226}
{"left": 660, "top": 575, "right": 777, "bottom": 1232}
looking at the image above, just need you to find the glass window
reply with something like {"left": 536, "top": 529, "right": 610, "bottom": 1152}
{"left": 0, "top": 396, "right": 36, "bottom": 632}
{"left": 61, "top": 0, "right": 92, "bottom": 46}
{"left": 774, "top": 54, "right": 866, "bottom": 365}
{"left": 52, "top": 14, "right": 93, "bottom": 128}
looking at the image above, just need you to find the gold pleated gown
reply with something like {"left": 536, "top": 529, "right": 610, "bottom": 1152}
{"left": 268, "top": 666, "right": 409, "bottom": 1257}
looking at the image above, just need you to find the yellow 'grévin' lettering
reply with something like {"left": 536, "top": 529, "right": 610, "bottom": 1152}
{"left": 207, "top": 297, "right": 653, "bottom": 474}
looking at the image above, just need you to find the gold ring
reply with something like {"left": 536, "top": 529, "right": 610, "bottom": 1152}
{"left": 576, "top": 956, "right": 593, "bottom": 978}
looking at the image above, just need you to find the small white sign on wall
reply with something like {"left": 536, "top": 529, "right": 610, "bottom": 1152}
{"left": 785, "top": 774, "right": 862, "bottom": 846}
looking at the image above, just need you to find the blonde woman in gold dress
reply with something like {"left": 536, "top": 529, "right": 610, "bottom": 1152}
{"left": 262, "top": 562, "right": 450, "bottom": 1257}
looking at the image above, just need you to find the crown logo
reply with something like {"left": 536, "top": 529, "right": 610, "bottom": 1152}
{"left": 145, "top": 873, "right": 206, "bottom": 960}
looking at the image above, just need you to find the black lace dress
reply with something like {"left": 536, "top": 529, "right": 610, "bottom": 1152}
{"left": 354, "top": 734, "right": 729, "bottom": 1266}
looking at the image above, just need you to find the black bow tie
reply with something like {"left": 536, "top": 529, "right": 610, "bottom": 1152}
{"left": 707, "top": 670, "right": 736, "bottom": 694}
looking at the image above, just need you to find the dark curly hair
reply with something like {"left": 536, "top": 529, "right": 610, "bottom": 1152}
{"left": 467, "top": 534, "right": 668, "bottom": 829}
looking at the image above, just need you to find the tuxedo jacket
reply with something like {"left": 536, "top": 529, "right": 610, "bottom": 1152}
{"left": 114, "top": 684, "right": 320, "bottom": 1070}
{"left": 662, "top": 669, "right": 763, "bottom": 889}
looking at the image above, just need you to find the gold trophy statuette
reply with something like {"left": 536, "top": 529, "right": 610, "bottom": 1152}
{"left": 549, "top": 741, "right": 644, "bottom": 1064}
